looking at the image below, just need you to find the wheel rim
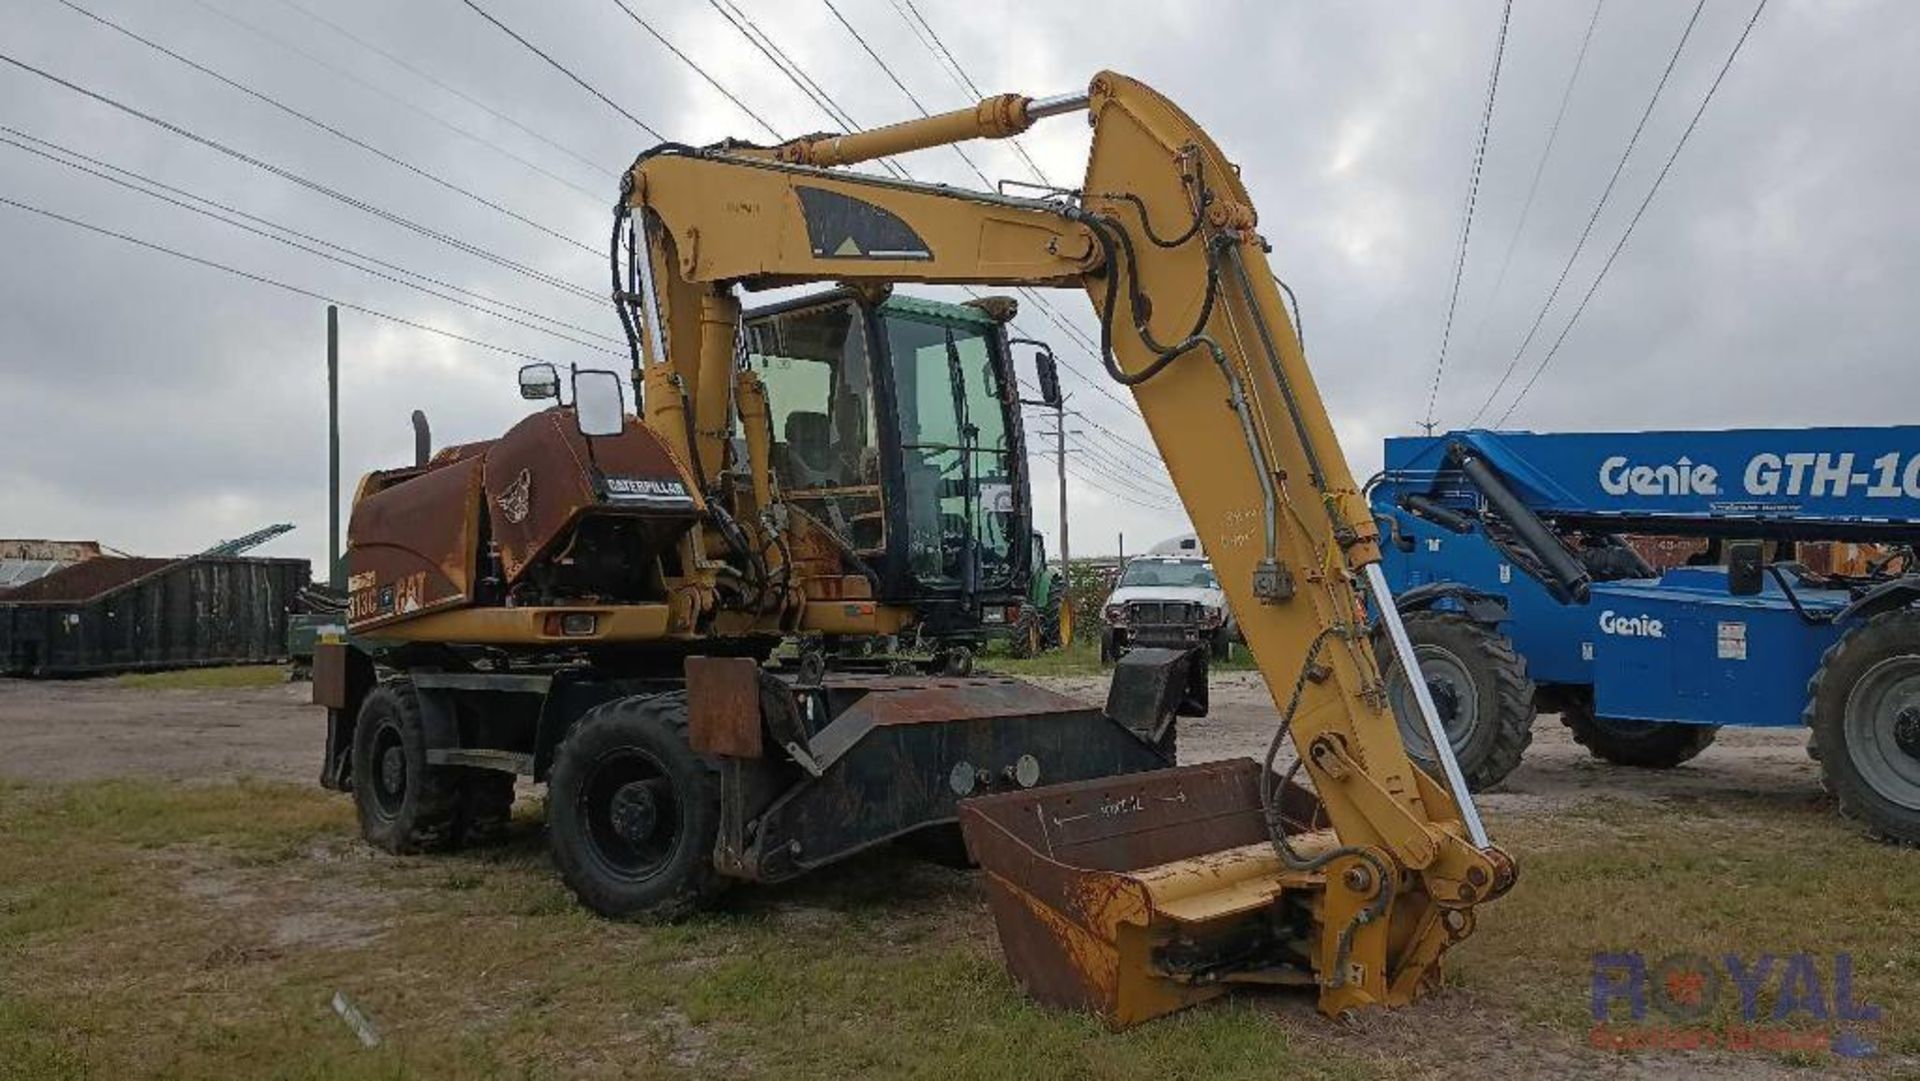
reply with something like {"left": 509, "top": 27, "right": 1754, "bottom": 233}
{"left": 1842, "top": 654, "right": 1920, "bottom": 811}
{"left": 369, "top": 722, "right": 407, "bottom": 817}
{"left": 578, "top": 747, "right": 684, "bottom": 883}
{"left": 1388, "top": 644, "right": 1478, "bottom": 761}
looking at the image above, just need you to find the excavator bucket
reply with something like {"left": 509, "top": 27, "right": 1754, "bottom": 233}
{"left": 958, "top": 758, "right": 1332, "bottom": 1029}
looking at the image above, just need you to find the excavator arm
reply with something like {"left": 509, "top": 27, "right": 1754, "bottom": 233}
{"left": 617, "top": 70, "right": 1512, "bottom": 1021}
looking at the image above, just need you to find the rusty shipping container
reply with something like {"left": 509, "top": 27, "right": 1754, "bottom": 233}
{"left": 0, "top": 555, "right": 310, "bottom": 676}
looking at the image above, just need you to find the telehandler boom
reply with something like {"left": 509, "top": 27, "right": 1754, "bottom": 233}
{"left": 615, "top": 72, "right": 1512, "bottom": 1023}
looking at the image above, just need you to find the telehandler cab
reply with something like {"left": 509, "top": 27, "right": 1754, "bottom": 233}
{"left": 314, "top": 71, "right": 1512, "bottom": 1029}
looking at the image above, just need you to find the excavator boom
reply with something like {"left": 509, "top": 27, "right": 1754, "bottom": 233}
{"left": 618, "top": 71, "right": 1513, "bottom": 1024}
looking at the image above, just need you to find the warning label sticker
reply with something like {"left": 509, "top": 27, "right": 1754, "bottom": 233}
{"left": 1717, "top": 621, "right": 1748, "bottom": 661}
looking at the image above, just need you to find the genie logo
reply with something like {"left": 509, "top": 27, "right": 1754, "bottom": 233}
{"left": 1599, "top": 610, "right": 1664, "bottom": 638}
{"left": 1599, "top": 455, "right": 1721, "bottom": 497}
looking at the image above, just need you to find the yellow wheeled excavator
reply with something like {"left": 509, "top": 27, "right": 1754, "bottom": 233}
{"left": 315, "top": 70, "right": 1511, "bottom": 1030}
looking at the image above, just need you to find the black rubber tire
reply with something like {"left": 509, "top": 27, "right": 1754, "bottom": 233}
{"left": 547, "top": 693, "right": 725, "bottom": 920}
{"left": 1008, "top": 612, "right": 1042, "bottom": 659}
{"left": 460, "top": 770, "right": 517, "bottom": 845}
{"left": 1100, "top": 629, "right": 1120, "bottom": 665}
{"left": 1379, "top": 612, "right": 1535, "bottom": 791}
{"left": 1209, "top": 628, "right": 1232, "bottom": 662}
{"left": 350, "top": 680, "right": 465, "bottom": 854}
{"left": 1805, "top": 609, "right": 1920, "bottom": 845}
{"left": 1037, "top": 584, "right": 1064, "bottom": 651}
{"left": 1561, "top": 695, "right": 1717, "bottom": 769}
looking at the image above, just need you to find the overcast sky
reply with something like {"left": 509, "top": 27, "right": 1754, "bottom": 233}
{"left": 2, "top": 0, "right": 1912, "bottom": 573}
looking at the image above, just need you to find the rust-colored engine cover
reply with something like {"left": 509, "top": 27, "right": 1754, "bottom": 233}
{"left": 344, "top": 408, "right": 701, "bottom": 634}
{"left": 483, "top": 409, "right": 700, "bottom": 584}
{"left": 346, "top": 452, "right": 486, "bottom": 630}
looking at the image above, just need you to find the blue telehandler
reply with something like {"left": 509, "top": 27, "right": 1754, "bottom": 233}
{"left": 1371, "top": 426, "right": 1920, "bottom": 842}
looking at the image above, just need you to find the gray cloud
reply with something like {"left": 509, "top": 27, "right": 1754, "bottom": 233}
{"left": 1, "top": 0, "right": 1907, "bottom": 568}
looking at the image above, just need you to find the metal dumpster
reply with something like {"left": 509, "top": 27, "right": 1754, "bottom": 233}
{"left": 0, "top": 554, "right": 310, "bottom": 676}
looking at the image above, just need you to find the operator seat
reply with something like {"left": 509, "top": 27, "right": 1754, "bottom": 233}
{"left": 782, "top": 411, "right": 836, "bottom": 489}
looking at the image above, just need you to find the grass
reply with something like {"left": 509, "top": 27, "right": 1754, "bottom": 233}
{"left": 0, "top": 778, "right": 1370, "bottom": 1081}
{"left": 112, "top": 665, "right": 286, "bottom": 690}
{"left": 1456, "top": 795, "right": 1920, "bottom": 1059}
{"left": 2, "top": 776, "right": 1915, "bottom": 1078}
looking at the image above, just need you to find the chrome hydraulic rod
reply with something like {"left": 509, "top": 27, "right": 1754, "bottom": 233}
{"left": 1363, "top": 561, "right": 1492, "bottom": 848}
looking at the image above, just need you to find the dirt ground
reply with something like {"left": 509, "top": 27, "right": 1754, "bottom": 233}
{"left": 0, "top": 672, "right": 1875, "bottom": 1080}
{"left": 0, "top": 670, "right": 1820, "bottom": 806}
{"left": 1036, "top": 669, "right": 1821, "bottom": 815}
{"left": 0, "top": 676, "right": 322, "bottom": 785}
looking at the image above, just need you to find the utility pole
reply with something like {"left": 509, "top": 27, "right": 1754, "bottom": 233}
{"left": 327, "top": 305, "right": 342, "bottom": 590}
{"left": 1055, "top": 394, "right": 1069, "bottom": 574}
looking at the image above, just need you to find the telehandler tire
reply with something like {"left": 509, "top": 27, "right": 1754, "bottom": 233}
{"left": 1379, "top": 611, "right": 1534, "bottom": 791}
{"left": 547, "top": 693, "right": 726, "bottom": 919}
{"left": 351, "top": 680, "right": 466, "bottom": 854}
{"left": 1560, "top": 696, "right": 1716, "bottom": 769}
{"left": 1806, "top": 609, "right": 1920, "bottom": 845}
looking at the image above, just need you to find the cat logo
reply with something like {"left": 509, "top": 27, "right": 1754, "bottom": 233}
{"left": 496, "top": 468, "right": 532, "bottom": 524}
{"left": 796, "top": 186, "right": 932, "bottom": 261}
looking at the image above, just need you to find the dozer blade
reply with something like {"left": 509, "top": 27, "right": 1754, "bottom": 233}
{"left": 958, "top": 758, "right": 1331, "bottom": 1030}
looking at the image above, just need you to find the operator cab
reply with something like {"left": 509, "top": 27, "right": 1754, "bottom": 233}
{"left": 740, "top": 289, "right": 1058, "bottom": 634}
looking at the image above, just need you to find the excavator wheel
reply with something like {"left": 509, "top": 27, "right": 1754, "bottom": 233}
{"left": 1379, "top": 611, "right": 1534, "bottom": 791}
{"left": 351, "top": 680, "right": 466, "bottom": 854}
{"left": 547, "top": 692, "right": 728, "bottom": 919}
{"left": 1806, "top": 609, "right": 1920, "bottom": 845}
{"left": 1560, "top": 694, "right": 1717, "bottom": 769}
{"left": 459, "top": 771, "right": 517, "bottom": 846}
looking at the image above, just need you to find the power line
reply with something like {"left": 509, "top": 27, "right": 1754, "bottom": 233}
{"left": 55, "top": 0, "right": 600, "bottom": 257}
{"left": 1469, "top": 0, "right": 1707, "bottom": 425}
{"left": 1024, "top": 401, "right": 1173, "bottom": 479}
{"left": 187, "top": 0, "right": 606, "bottom": 204}
{"left": 1496, "top": 0, "right": 1769, "bottom": 425}
{"left": 0, "top": 129, "right": 623, "bottom": 355}
{"left": 818, "top": 0, "right": 994, "bottom": 188}
{"left": 863, "top": 1, "right": 1136, "bottom": 405}
{"left": 608, "top": 0, "right": 782, "bottom": 142}
{"left": 1068, "top": 434, "right": 1179, "bottom": 500}
{"left": 1065, "top": 463, "right": 1182, "bottom": 512}
{"left": 1456, "top": 0, "right": 1605, "bottom": 422}
{"left": 0, "top": 50, "right": 605, "bottom": 304}
{"left": 1021, "top": 406, "right": 1172, "bottom": 488}
{"left": 1028, "top": 437, "right": 1181, "bottom": 511}
{"left": 459, "top": 0, "right": 666, "bottom": 141}
{"left": 692, "top": 4, "right": 1159, "bottom": 453}
{"left": 0, "top": 194, "right": 563, "bottom": 365}
{"left": 270, "top": 0, "right": 615, "bottom": 183}
{"left": 1024, "top": 404, "right": 1175, "bottom": 493}
{"left": 703, "top": 0, "right": 910, "bottom": 180}
{"left": 1423, "top": 0, "right": 1512, "bottom": 433}
{"left": 886, "top": 0, "right": 1049, "bottom": 186}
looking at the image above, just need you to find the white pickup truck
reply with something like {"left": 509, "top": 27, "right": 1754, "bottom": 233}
{"left": 1099, "top": 554, "right": 1235, "bottom": 662}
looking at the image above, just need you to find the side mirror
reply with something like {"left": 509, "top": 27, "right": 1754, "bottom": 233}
{"left": 1009, "top": 337, "right": 1063, "bottom": 408}
{"left": 572, "top": 368, "right": 626, "bottom": 437}
{"left": 519, "top": 362, "right": 559, "bottom": 401}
